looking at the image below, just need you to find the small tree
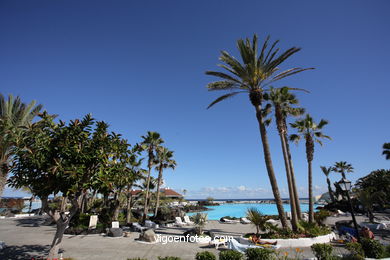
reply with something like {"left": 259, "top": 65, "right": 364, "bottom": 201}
{"left": 206, "top": 197, "right": 214, "bottom": 204}
{"left": 332, "top": 161, "right": 354, "bottom": 179}
{"left": 193, "top": 213, "right": 208, "bottom": 235}
{"left": 246, "top": 207, "right": 269, "bottom": 235}
{"left": 9, "top": 113, "right": 116, "bottom": 258}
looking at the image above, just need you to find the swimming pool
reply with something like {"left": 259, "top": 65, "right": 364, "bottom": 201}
{"left": 187, "top": 203, "right": 314, "bottom": 220}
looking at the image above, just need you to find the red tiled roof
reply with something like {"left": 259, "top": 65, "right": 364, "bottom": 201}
{"left": 130, "top": 190, "right": 142, "bottom": 196}
{"left": 161, "top": 188, "right": 183, "bottom": 197}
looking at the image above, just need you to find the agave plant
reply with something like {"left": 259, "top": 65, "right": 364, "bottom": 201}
{"left": 193, "top": 213, "right": 208, "bottom": 235}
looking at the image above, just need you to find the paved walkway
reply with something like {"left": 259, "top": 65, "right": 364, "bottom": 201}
{"left": 1, "top": 215, "right": 380, "bottom": 260}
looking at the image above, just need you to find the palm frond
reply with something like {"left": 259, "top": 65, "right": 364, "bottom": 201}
{"left": 289, "top": 134, "right": 301, "bottom": 143}
{"left": 207, "top": 92, "right": 244, "bottom": 109}
{"left": 205, "top": 71, "right": 242, "bottom": 84}
{"left": 207, "top": 81, "right": 239, "bottom": 91}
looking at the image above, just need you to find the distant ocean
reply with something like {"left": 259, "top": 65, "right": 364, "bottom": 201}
{"left": 187, "top": 198, "right": 309, "bottom": 201}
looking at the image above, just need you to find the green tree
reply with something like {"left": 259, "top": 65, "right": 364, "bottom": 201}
{"left": 356, "top": 169, "right": 390, "bottom": 207}
{"left": 125, "top": 148, "right": 145, "bottom": 224}
{"left": 0, "top": 94, "right": 42, "bottom": 198}
{"left": 140, "top": 131, "right": 164, "bottom": 223}
{"left": 9, "top": 113, "right": 116, "bottom": 258}
{"left": 320, "top": 166, "right": 335, "bottom": 203}
{"left": 154, "top": 146, "right": 176, "bottom": 216}
{"left": 290, "top": 114, "right": 331, "bottom": 223}
{"left": 357, "top": 188, "right": 384, "bottom": 223}
{"left": 205, "top": 35, "right": 313, "bottom": 228}
{"left": 266, "top": 87, "right": 305, "bottom": 230}
{"left": 382, "top": 143, "right": 390, "bottom": 160}
{"left": 332, "top": 161, "right": 354, "bottom": 179}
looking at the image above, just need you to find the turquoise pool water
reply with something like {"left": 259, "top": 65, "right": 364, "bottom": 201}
{"left": 187, "top": 203, "right": 313, "bottom": 220}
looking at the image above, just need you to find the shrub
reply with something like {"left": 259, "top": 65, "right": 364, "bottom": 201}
{"left": 311, "top": 243, "right": 333, "bottom": 260}
{"left": 360, "top": 238, "right": 384, "bottom": 259}
{"left": 385, "top": 244, "right": 390, "bottom": 258}
{"left": 346, "top": 242, "right": 364, "bottom": 257}
{"left": 219, "top": 250, "right": 243, "bottom": 260}
{"left": 314, "top": 210, "right": 332, "bottom": 225}
{"left": 195, "top": 251, "right": 216, "bottom": 260}
{"left": 300, "top": 221, "right": 331, "bottom": 237}
{"left": 157, "top": 257, "right": 181, "bottom": 260}
{"left": 245, "top": 248, "right": 274, "bottom": 260}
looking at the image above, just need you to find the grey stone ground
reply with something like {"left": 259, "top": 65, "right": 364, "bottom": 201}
{"left": 0, "top": 215, "right": 388, "bottom": 260}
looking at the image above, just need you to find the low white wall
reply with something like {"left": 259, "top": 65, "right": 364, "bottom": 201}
{"left": 239, "top": 232, "right": 336, "bottom": 248}
{"left": 14, "top": 213, "right": 35, "bottom": 218}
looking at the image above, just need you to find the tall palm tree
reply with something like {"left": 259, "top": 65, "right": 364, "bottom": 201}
{"left": 125, "top": 150, "right": 146, "bottom": 224}
{"left": 290, "top": 114, "right": 331, "bottom": 223}
{"left": 154, "top": 146, "right": 176, "bottom": 216}
{"left": 320, "top": 166, "right": 335, "bottom": 203}
{"left": 266, "top": 87, "right": 305, "bottom": 230}
{"left": 140, "top": 131, "right": 164, "bottom": 223}
{"left": 332, "top": 161, "right": 353, "bottom": 179}
{"left": 382, "top": 143, "right": 390, "bottom": 160}
{"left": 205, "top": 34, "right": 313, "bottom": 228}
{"left": 0, "top": 94, "right": 42, "bottom": 198}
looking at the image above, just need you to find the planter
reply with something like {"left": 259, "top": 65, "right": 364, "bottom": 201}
{"left": 239, "top": 232, "right": 336, "bottom": 248}
{"left": 14, "top": 213, "right": 35, "bottom": 218}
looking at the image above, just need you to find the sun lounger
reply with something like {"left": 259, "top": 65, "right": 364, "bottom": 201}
{"left": 377, "top": 221, "right": 390, "bottom": 230}
{"left": 228, "top": 238, "right": 280, "bottom": 253}
{"left": 337, "top": 210, "right": 351, "bottom": 217}
{"left": 145, "top": 220, "right": 159, "bottom": 229}
{"left": 132, "top": 222, "right": 148, "bottom": 232}
{"left": 183, "top": 216, "right": 194, "bottom": 225}
{"left": 175, "top": 217, "right": 187, "bottom": 227}
{"left": 221, "top": 218, "right": 240, "bottom": 224}
{"left": 240, "top": 217, "right": 251, "bottom": 224}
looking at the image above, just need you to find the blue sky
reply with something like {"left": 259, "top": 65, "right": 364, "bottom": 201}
{"left": 1, "top": 0, "right": 389, "bottom": 199}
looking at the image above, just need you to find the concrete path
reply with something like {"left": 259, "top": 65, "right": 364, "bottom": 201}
{"left": 0, "top": 215, "right": 362, "bottom": 260}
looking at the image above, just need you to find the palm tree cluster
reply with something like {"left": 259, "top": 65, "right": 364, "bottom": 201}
{"left": 1, "top": 94, "right": 177, "bottom": 226}
{"left": 320, "top": 161, "right": 354, "bottom": 203}
{"left": 140, "top": 131, "right": 177, "bottom": 222}
{"left": 205, "top": 34, "right": 331, "bottom": 229}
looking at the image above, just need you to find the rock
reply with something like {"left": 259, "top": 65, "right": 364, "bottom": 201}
{"left": 139, "top": 229, "right": 156, "bottom": 242}
{"left": 108, "top": 228, "right": 123, "bottom": 237}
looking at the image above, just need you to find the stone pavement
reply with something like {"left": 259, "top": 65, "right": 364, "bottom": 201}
{"left": 2, "top": 215, "right": 379, "bottom": 260}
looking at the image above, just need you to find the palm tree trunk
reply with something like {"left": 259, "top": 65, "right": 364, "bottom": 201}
{"left": 154, "top": 166, "right": 163, "bottom": 217}
{"left": 0, "top": 165, "right": 8, "bottom": 201}
{"left": 279, "top": 129, "right": 298, "bottom": 231}
{"left": 28, "top": 195, "right": 34, "bottom": 213}
{"left": 126, "top": 190, "right": 133, "bottom": 224}
{"left": 142, "top": 164, "right": 152, "bottom": 223}
{"left": 284, "top": 135, "right": 302, "bottom": 219}
{"left": 326, "top": 178, "right": 335, "bottom": 203}
{"left": 308, "top": 160, "right": 314, "bottom": 223}
{"left": 252, "top": 102, "right": 287, "bottom": 228}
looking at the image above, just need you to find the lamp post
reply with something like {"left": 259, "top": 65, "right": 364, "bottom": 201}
{"left": 338, "top": 178, "right": 360, "bottom": 242}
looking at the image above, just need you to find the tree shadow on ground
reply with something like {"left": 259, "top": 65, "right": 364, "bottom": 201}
{"left": 14, "top": 216, "right": 49, "bottom": 227}
{"left": 0, "top": 244, "right": 62, "bottom": 260}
